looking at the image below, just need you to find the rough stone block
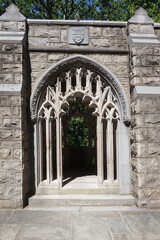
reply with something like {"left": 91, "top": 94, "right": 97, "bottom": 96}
{"left": 141, "top": 67, "right": 153, "bottom": 76}
{"left": 17, "top": 21, "right": 25, "bottom": 31}
{"left": 33, "top": 26, "right": 60, "bottom": 37}
{"left": 0, "top": 21, "right": 17, "bottom": 31}
{"left": 139, "top": 25, "right": 154, "bottom": 34}
{"left": 14, "top": 129, "right": 21, "bottom": 139}
{"left": 60, "top": 28, "right": 67, "bottom": 42}
{"left": 135, "top": 99, "right": 158, "bottom": 113}
{"left": 148, "top": 143, "right": 160, "bottom": 155}
{"left": 47, "top": 53, "right": 67, "bottom": 62}
{"left": 142, "top": 77, "right": 160, "bottom": 85}
{"left": 131, "top": 56, "right": 140, "bottom": 65}
{"left": 13, "top": 148, "right": 22, "bottom": 160}
{"left": 133, "top": 128, "right": 157, "bottom": 142}
{"left": 14, "top": 54, "right": 22, "bottom": 63}
{"left": 141, "top": 55, "right": 160, "bottom": 66}
{"left": 30, "top": 53, "right": 47, "bottom": 62}
{"left": 15, "top": 73, "right": 22, "bottom": 83}
{"left": 31, "top": 61, "right": 46, "bottom": 71}
{"left": 0, "top": 53, "right": 13, "bottom": 62}
{"left": 131, "top": 143, "right": 147, "bottom": 157}
{"left": 90, "top": 27, "right": 102, "bottom": 37}
{"left": 29, "top": 37, "right": 49, "bottom": 47}
{"left": 2, "top": 63, "right": 22, "bottom": 72}
{"left": 0, "top": 149, "right": 11, "bottom": 159}
{"left": 15, "top": 172, "right": 22, "bottom": 184}
{"left": 91, "top": 38, "right": 109, "bottom": 47}
{"left": 0, "top": 73, "right": 14, "bottom": 83}
{"left": 0, "top": 107, "right": 12, "bottom": 117}
{"left": 2, "top": 161, "right": 22, "bottom": 171}
{"left": 0, "top": 185, "right": 22, "bottom": 199}
{"left": 0, "top": 171, "right": 14, "bottom": 184}
{"left": 148, "top": 200, "right": 160, "bottom": 208}
{"left": 2, "top": 44, "right": 22, "bottom": 53}
{"left": 131, "top": 46, "right": 153, "bottom": 55}
{"left": 3, "top": 118, "right": 21, "bottom": 128}
{"left": 113, "top": 55, "right": 128, "bottom": 64}
{"left": 0, "top": 129, "right": 13, "bottom": 139}
{"left": 0, "top": 96, "right": 21, "bottom": 106}
{"left": 102, "top": 27, "right": 126, "bottom": 37}
{"left": 145, "top": 114, "right": 160, "bottom": 126}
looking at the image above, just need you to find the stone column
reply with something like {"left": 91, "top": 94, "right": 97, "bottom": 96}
{"left": 0, "top": 4, "right": 29, "bottom": 208}
{"left": 128, "top": 7, "right": 160, "bottom": 208}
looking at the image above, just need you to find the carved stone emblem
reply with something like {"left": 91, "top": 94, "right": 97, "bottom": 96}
{"left": 72, "top": 27, "right": 84, "bottom": 44}
{"left": 68, "top": 27, "right": 88, "bottom": 45}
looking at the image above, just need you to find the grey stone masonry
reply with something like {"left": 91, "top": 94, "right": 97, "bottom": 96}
{"left": 128, "top": 8, "right": 160, "bottom": 208}
{"left": 0, "top": 4, "right": 30, "bottom": 208}
{"left": 0, "top": 4, "right": 160, "bottom": 209}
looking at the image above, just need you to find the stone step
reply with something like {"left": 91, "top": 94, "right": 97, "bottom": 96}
{"left": 29, "top": 194, "right": 135, "bottom": 208}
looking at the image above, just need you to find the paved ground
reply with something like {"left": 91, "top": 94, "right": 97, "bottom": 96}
{"left": 0, "top": 207, "right": 160, "bottom": 240}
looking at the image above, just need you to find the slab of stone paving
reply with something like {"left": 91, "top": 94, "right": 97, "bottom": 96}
{"left": 16, "top": 225, "right": 71, "bottom": 240}
{"left": 0, "top": 209, "right": 13, "bottom": 224}
{"left": 107, "top": 218, "right": 130, "bottom": 234}
{"left": 0, "top": 224, "right": 21, "bottom": 240}
{"left": 6, "top": 210, "right": 72, "bottom": 226}
{"left": 121, "top": 212, "right": 160, "bottom": 234}
{"left": 72, "top": 215, "right": 112, "bottom": 240}
{"left": 0, "top": 209, "right": 160, "bottom": 240}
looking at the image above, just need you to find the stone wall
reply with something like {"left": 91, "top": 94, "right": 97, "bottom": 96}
{"left": 28, "top": 21, "right": 130, "bottom": 101}
{"left": 0, "top": 4, "right": 160, "bottom": 208}
{"left": 0, "top": 4, "right": 31, "bottom": 208}
{"left": 128, "top": 8, "right": 160, "bottom": 208}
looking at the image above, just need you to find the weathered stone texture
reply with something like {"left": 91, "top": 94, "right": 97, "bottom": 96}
{"left": 28, "top": 24, "right": 128, "bottom": 49}
{"left": 129, "top": 19, "right": 160, "bottom": 207}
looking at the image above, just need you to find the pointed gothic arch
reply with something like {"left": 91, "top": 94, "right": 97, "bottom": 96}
{"left": 30, "top": 55, "right": 130, "bottom": 124}
{"left": 31, "top": 55, "right": 131, "bottom": 194}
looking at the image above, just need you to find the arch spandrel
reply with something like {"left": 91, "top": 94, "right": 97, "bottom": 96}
{"left": 30, "top": 55, "right": 130, "bottom": 125}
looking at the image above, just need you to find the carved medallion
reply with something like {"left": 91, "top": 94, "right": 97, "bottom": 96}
{"left": 72, "top": 27, "right": 84, "bottom": 44}
{"left": 68, "top": 27, "right": 88, "bottom": 45}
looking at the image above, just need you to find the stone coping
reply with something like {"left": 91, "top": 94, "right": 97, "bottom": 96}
{"left": 0, "top": 84, "right": 22, "bottom": 95}
{"left": 27, "top": 19, "right": 160, "bottom": 28}
{"left": 29, "top": 46, "right": 129, "bottom": 53}
{"left": 134, "top": 86, "right": 160, "bottom": 98}
{"left": 27, "top": 19, "right": 127, "bottom": 27}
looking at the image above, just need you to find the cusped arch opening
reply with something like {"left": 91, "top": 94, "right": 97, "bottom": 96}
{"left": 30, "top": 55, "right": 130, "bottom": 125}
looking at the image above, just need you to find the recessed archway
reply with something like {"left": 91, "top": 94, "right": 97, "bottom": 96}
{"left": 31, "top": 55, "right": 131, "bottom": 195}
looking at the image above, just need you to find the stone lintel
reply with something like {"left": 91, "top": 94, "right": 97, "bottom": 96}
{"left": 0, "top": 84, "right": 22, "bottom": 95}
{"left": 29, "top": 47, "right": 129, "bottom": 54}
{"left": 0, "top": 4, "right": 25, "bottom": 21}
{"left": 128, "top": 7, "right": 154, "bottom": 24}
{"left": 134, "top": 86, "right": 160, "bottom": 99}
{"left": 0, "top": 31, "right": 25, "bottom": 43}
{"left": 28, "top": 19, "right": 127, "bottom": 27}
{"left": 128, "top": 33, "right": 160, "bottom": 46}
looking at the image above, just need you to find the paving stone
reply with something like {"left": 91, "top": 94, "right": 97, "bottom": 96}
{"left": 149, "top": 211, "right": 160, "bottom": 223}
{"left": 16, "top": 224, "right": 70, "bottom": 240}
{"left": 107, "top": 219, "right": 129, "bottom": 234}
{"left": 0, "top": 209, "right": 13, "bottom": 223}
{"left": 145, "top": 233, "right": 160, "bottom": 240}
{"left": 121, "top": 212, "right": 160, "bottom": 234}
{"left": 6, "top": 210, "right": 72, "bottom": 226}
{"left": 112, "top": 234, "right": 131, "bottom": 240}
{"left": 72, "top": 215, "right": 112, "bottom": 240}
{"left": 0, "top": 224, "right": 21, "bottom": 240}
{"left": 72, "top": 211, "right": 121, "bottom": 219}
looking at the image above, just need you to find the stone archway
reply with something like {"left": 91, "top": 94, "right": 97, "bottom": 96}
{"left": 31, "top": 55, "right": 131, "bottom": 195}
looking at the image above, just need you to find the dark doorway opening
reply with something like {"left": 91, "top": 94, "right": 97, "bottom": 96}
{"left": 62, "top": 100, "right": 97, "bottom": 186}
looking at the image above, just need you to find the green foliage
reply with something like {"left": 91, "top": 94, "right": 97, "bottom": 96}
{"left": 66, "top": 116, "right": 89, "bottom": 147}
{"left": 0, "top": 0, "right": 159, "bottom": 22}
{"left": 95, "top": 0, "right": 160, "bottom": 22}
